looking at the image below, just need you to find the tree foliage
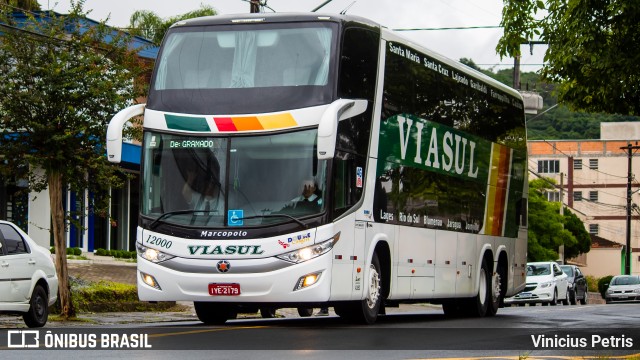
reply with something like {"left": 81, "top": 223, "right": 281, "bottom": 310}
{"left": 0, "top": 2, "right": 150, "bottom": 318}
{"left": 129, "top": 4, "right": 217, "bottom": 45}
{"left": 527, "top": 178, "right": 590, "bottom": 262}
{"left": 497, "top": 0, "right": 640, "bottom": 116}
{"left": 0, "top": 0, "right": 40, "bottom": 11}
{"left": 469, "top": 64, "right": 639, "bottom": 140}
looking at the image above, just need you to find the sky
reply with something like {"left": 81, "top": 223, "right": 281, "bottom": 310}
{"left": 37, "top": 0, "right": 547, "bottom": 74}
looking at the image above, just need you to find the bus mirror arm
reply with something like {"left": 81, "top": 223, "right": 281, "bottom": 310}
{"left": 316, "top": 99, "right": 367, "bottom": 160}
{"left": 106, "top": 104, "right": 146, "bottom": 163}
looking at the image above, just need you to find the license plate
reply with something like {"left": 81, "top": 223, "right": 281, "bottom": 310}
{"left": 208, "top": 283, "right": 241, "bottom": 296}
{"left": 519, "top": 293, "right": 532, "bottom": 298}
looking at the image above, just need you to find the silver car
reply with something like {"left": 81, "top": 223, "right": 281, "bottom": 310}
{"left": 0, "top": 220, "right": 59, "bottom": 327}
{"left": 605, "top": 275, "right": 640, "bottom": 304}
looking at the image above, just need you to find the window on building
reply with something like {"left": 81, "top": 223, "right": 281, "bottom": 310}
{"left": 544, "top": 191, "right": 560, "bottom": 202}
{"left": 589, "top": 223, "right": 599, "bottom": 234}
{"left": 589, "top": 159, "right": 598, "bottom": 170}
{"left": 538, "top": 160, "right": 560, "bottom": 174}
{"left": 574, "top": 191, "right": 582, "bottom": 201}
{"left": 589, "top": 191, "right": 598, "bottom": 201}
{"left": 573, "top": 159, "right": 582, "bottom": 170}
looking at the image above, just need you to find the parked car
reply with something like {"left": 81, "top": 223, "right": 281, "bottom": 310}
{"left": 505, "top": 261, "right": 569, "bottom": 306}
{"left": 0, "top": 220, "right": 59, "bottom": 327}
{"left": 560, "top": 264, "right": 588, "bottom": 305}
{"left": 605, "top": 275, "right": 640, "bottom": 304}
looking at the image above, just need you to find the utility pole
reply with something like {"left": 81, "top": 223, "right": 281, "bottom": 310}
{"left": 621, "top": 143, "right": 640, "bottom": 275}
{"left": 250, "top": 0, "right": 260, "bottom": 13}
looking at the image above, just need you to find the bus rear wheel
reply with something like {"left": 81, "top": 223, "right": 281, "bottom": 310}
{"left": 467, "top": 259, "right": 491, "bottom": 317}
{"left": 194, "top": 302, "right": 237, "bottom": 325}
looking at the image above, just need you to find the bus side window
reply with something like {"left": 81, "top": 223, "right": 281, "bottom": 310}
{"left": 332, "top": 151, "right": 365, "bottom": 218}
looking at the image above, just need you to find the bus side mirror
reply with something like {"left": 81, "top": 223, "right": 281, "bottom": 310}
{"left": 316, "top": 99, "right": 367, "bottom": 160}
{"left": 106, "top": 104, "right": 146, "bottom": 163}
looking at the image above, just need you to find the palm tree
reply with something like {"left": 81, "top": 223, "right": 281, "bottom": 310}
{"left": 129, "top": 4, "right": 217, "bottom": 45}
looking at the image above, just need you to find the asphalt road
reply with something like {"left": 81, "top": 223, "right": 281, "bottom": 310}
{"left": 3, "top": 302, "right": 640, "bottom": 359}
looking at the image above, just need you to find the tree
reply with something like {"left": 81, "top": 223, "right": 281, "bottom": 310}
{"left": 562, "top": 209, "right": 591, "bottom": 259}
{"left": 497, "top": 1, "right": 640, "bottom": 116}
{"left": 0, "top": 0, "right": 40, "bottom": 11}
{"left": 129, "top": 4, "right": 217, "bottom": 45}
{"left": 0, "top": 3, "right": 150, "bottom": 318}
{"left": 527, "top": 178, "right": 591, "bottom": 262}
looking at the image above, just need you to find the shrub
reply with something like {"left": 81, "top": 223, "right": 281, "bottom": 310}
{"left": 586, "top": 275, "right": 599, "bottom": 292}
{"left": 66, "top": 247, "right": 82, "bottom": 255}
{"left": 598, "top": 275, "right": 614, "bottom": 299}
{"left": 95, "top": 248, "right": 107, "bottom": 256}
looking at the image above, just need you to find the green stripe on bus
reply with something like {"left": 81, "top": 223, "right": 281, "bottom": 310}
{"left": 165, "top": 114, "right": 210, "bottom": 132}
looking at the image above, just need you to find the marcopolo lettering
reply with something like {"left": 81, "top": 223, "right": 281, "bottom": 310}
{"left": 200, "top": 230, "right": 248, "bottom": 238}
{"left": 188, "top": 245, "right": 264, "bottom": 256}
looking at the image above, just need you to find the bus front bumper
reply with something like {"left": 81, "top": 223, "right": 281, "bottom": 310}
{"left": 136, "top": 254, "right": 332, "bottom": 303}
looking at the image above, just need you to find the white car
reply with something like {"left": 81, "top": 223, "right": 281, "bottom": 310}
{"left": 0, "top": 220, "right": 59, "bottom": 327}
{"left": 505, "top": 261, "right": 569, "bottom": 306}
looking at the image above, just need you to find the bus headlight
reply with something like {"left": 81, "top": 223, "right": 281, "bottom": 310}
{"left": 276, "top": 232, "right": 340, "bottom": 264}
{"left": 136, "top": 242, "right": 175, "bottom": 263}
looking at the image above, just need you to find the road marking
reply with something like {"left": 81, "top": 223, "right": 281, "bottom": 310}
{"left": 148, "top": 325, "right": 269, "bottom": 338}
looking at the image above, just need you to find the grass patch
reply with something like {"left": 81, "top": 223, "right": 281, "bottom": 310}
{"left": 63, "top": 278, "right": 178, "bottom": 313}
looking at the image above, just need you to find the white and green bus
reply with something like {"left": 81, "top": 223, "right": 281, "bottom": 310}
{"left": 107, "top": 13, "right": 528, "bottom": 324}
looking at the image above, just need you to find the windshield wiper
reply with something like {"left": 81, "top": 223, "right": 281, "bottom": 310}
{"left": 149, "top": 211, "right": 308, "bottom": 230}
{"left": 149, "top": 210, "right": 205, "bottom": 229}
{"left": 237, "top": 214, "right": 308, "bottom": 229}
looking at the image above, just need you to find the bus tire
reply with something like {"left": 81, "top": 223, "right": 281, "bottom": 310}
{"left": 442, "top": 300, "right": 464, "bottom": 317}
{"left": 467, "top": 258, "right": 491, "bottom": 317}
{"left": 194, "top": 302, "right": 237, "bottom": 325}
{"left": 297, "top": 307, "right": 314, "bottom": 317}
{"left": 260, "top": 307, "right": 277, "bottom": 318}
{"left": 336, "top": 254, "right": 383, "bottom": 324}
{"left": 486, "top": 264, "right": 504, "bottom": 316}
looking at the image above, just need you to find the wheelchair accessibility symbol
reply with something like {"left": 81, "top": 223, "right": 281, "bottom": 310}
{"left": 228, "top": 210, "right": 244, "bottom": 226}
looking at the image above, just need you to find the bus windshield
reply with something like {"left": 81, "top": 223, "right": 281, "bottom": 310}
{"left": 141, "top": 129, "right": 327, "bottom": 227}
{"left": 147, "top": 23, "right": 337, "bottom": 114}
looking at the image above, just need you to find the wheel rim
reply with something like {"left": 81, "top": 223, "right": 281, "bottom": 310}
{"left": 492, "top": 272, "right": 502, "bottom": 303}
{"left": 478, "top": 268, "right": 487, "bottom": 305}
{"left": 34, "top": 294, "right": 45, "bottom": 319}
{"left": 366, "top": 263, "right": 381, "bottom": 309}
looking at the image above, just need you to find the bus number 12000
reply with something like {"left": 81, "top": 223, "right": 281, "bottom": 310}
{"left": 146, "top": 235, "right": 173, "bottom": 249}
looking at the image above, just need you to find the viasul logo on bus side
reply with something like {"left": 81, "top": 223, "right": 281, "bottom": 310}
{"left": 378, "top": 114, "right": 493, "bottom": 184}
{"left": 188, "top": 245, "right": 264, "bottom": 255}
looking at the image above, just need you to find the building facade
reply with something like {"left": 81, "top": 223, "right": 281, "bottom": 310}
{"left": 528, "top": 122, "right": 640, "bottom": 276}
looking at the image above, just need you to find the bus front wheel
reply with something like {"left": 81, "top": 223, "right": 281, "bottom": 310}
{"left": 194, "top": 302, "right": 237, "bottom": 325}
{"left": 336, "top": 254, "right": 382, "bottom": 324}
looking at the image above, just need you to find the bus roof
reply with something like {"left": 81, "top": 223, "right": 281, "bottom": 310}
{"left": 171, "top": 12, "right": 380, "bottom": 29}
{"left": 169, "top": 12, "right": 521, "bottom": 101}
